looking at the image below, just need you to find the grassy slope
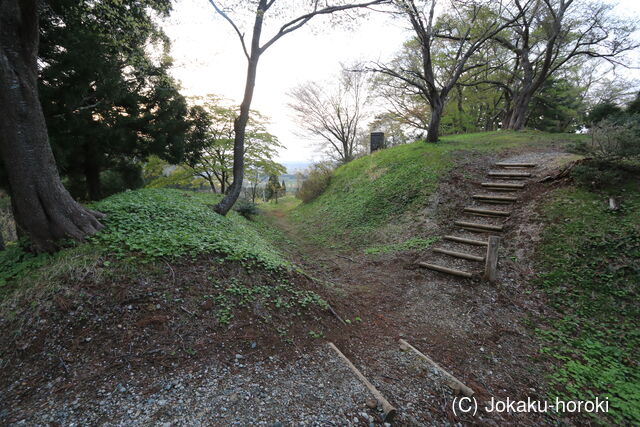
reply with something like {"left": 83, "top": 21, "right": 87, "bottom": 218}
{"left": 0, "top": 189, "right": 336, "bottom": 403}
{"left": 293, "top": 130, "right": 584, "bottom": 250}
{"left": 536, "top": 184, "right": 640, "bottom": 424}
{"left": 0, "top": 189, "right": 286, "bottom": 292}
{"left": 0, "top": 189, "right": 330, "bottom": 328}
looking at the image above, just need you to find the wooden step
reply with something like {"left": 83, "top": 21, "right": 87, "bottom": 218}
{"left": 481, "top": 186, "right": 520, "bottom": 192}
{"left": 495, "top": 162, "right": 537, "bottom": 168}
{"left": 472, "top": 194, "right": 517, "bottom": 203}
{"left": 417, "top": 262, "right": 474, "bottom": 278}
{"left": 464, "top": 207, "right": 511, "bottom": 217}
{"left": 487, "top": 171, "right": 531, "bottom": 179}
{"left": 455, "top": 221, "right": 503, "bottom": 232}
{"left": 433, "top": 247, "right": 484, "bottom": 262}
{"left": 443, "top": 235, "right": 488, "bottom": 246}
{"left": 481, "top": 182, "right": 525, "bottom": 189}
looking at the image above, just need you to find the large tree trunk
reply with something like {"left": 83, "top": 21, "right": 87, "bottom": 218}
{"left": 426, "top": 99, "right": 444, "bottom": 143}
{"left": 0, "top": 0, "right": 103, "bottom": 252}
{"left": 505, "top": 95, "right": 531, "bottom": 130}
{"left": 504, "top": 91, "right": 532, "bottom": 130}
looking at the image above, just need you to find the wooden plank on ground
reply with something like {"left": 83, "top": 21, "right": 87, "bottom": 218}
{"left": 443, "top": 235, "right": 488, "bottom": 246}
{"left": 433, "top": 247, "right": 484, "bottom": 262}
{"left": 487, "top": 171, "right": 531, "bottom": 179}
{"left": 455, "top": 221, "right": 503, "bottom": 232}
{"left": 417, "top": 262, "right": 474, "bottom": 278}
{"left": 328, "top": 343, "right": 397, "bottom": 422}
{"left": 464, "top": 207, "right": 511, "bottom": 217}
{"left": 472, "top": 194, "right": 517, "bottom": 203}
{"left": 399, "top": 339, "right": 474, "bottom": 397}
{"left": 481, "top": 182, "right": 525, "bottom": 189}
{"left": 495, "top": 162, "right": 537, "bottom": 168}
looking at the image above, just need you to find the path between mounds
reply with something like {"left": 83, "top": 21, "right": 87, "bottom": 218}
{"left": 258, "top": 148, "right": 578, "bottom": 425}
{"left": 6, "top": 147, "right": 576, "bottom": 426}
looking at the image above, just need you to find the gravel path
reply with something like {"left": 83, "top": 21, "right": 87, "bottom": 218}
{"left": 8, "top": 342, "right": 464, "bottom": 426}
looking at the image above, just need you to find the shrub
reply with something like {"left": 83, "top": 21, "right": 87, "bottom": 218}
{"left": 234, "top": 198, "right": 259, "bottom": 219}
{"left": 588, "top": 114, "right": 640, "bottom": 160}
{"left": 572, "top": 161, "right": 625, "bottom": 190}
{"left": 572, "top": 159, "right": 640, "bottom": 191}
{"left": 296, "top": 162, "right": 334, "bottom": 203}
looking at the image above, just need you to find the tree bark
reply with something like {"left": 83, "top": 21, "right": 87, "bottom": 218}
{"left": 0, "top": 0, "right": 104, "bottom": 252}
{"left": 504, "top": 90, "right": 533, "bottom": 130}
{"left": 426, "top": 99, "right": 444, "bottom": 143}
{"left": 213, "top": 1, "right": 266, "bottom": 215}
{"left": 204, "top": 175, "right": 217, "bottom": 193}
{"left": 0, "top": 229, "right": 4, "bottom": 251}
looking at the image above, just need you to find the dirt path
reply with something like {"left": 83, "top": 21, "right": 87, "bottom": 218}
{"left": 253, "top": 148, "right": 576, "bottom": 425}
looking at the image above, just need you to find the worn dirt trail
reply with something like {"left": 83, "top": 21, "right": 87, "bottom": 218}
{"left": 256, "top": 147, "right": 577, "bottom": 426}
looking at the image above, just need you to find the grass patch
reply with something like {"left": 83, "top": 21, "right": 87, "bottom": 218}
{"left": 0, "top": 188, "right": 291, "bottom": 304}
{"left": 256, "top": 195, "right": 302, "bottom": 213}
{"left": 207, "top": 275, "right": 329, "bottom": 326}
{"left": 91, "top": 188, "right": 288, "bottom": 269}
{"left": 364, "top": 236, "right": 439, "bottom": 255}
{"left": 293, "top": 130, "right": 584, "bottom": 248}
{"left": 536, "top": 185, "right": 640, "bottom": 424}
{"left": 0, "top": 244, "right": 51, "bottom": 289}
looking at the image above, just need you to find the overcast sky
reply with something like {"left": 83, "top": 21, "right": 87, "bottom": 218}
{"left": 162, "top": 0, "right": 640, "bottom": 165}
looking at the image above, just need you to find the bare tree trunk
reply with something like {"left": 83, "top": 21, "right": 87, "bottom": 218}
{"left": 455, "top": 84, "right": 464, "bottom": 132}
{"left": 0, "top": 0, "right": 103, "bottom": 252}
{"left": 206, "top": 176, "right": 217, "bottom": 193}
{"left": 251, "top": 182, "right": 258, "bottom": 203}
{"left": 504, "top": 90, "right": 533, "bottom": 130}
{"left": 220, "top": 174, "right": 227, "bottom": 194}
{"left": 214, "top": 59, "right": 261, "bottom": 213}
{"left": 426, "top": 99, "right": 444, "bottom": 143}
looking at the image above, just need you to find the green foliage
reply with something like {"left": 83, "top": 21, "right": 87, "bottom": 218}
{"left": 38, "top": 0, "right": 196, "bottom": 201}
{"left": 627, "top": 92, "right": 640, "bottom": 115}
{"left": 587, "top": 102, "right": 623, "bottom": 125}
{"left": 91, "top": 189, "right": 288, "bottom": 269}
{"left": 308, "top": 330, "right": 324, "bottom": 338}
{"left": 296, "top": 162, "right": 334, "bottom": 203}
{"left": 144, "top": 156, "right": 208, "bottom": 190}
{"left": 0, "top": 244, "right": 51, "bottom": 290}
{"left": 536, "top": 186, "right": 640, "bottom": 424}
{"left": 183, "top": 96, "right": 285, "bottom": 194}
{"left": 0, "top": 195, "right": 15, "bottom": 243}
{"left": 207, "top": 277, "right": 328, "bottom": 325}
{"left": 266, "top": 174, "right": 283, "bottom": 201}
{"left": 572, "top": 159, "right": 640, "bottom": 191}
{"left": 234, "top": 199, "right": 260, "bottom": 219}
{"left": 528, "top": 78, "right": 586, "bottom": 133}
{"left": 364, "top": 237, "right": 439, "bottom": 255}
{"left": 587, "top": 115, "right": 640, "bottom": 160}
{"left": 294, "top": 131, "right": 581, "bottom": 247}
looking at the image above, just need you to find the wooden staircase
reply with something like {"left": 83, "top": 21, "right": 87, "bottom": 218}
{"left": 418, "top": 161, "right": 537, "bottom": 280}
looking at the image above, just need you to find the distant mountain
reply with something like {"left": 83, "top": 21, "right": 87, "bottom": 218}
{"left": 281, "top": 161, "right": 310, "bottom": 174}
